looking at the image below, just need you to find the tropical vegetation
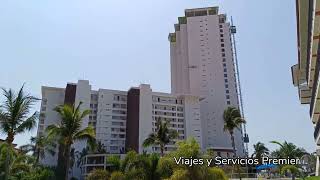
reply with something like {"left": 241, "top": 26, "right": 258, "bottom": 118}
{"left": 223, "top": 107, "right": 246, "bottom": 157}
{"left": 46, "top": 102, "right": 96, "bottom": 180}
{"left": 143, "top": 117, "right": 178, "bottom": 156}
{"left": 0, "top": 87, "right": 318, "bottom": 180}
{"left": 252, "top": 142, "right": 269, "bottom": 164}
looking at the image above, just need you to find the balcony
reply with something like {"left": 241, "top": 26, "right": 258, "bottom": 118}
{"left": 310, "top": 42, "right": 320, "bottom": 123}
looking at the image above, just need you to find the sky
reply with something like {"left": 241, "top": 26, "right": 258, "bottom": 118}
{"left": 0, "top": 0, "right": 315, "bottom": 154}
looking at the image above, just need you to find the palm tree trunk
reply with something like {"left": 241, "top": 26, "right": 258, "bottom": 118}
{"left": 4, "top": 145, "right": 10, "bottom": 180}
{"left": 160, "top": 144, "right": 164, "bottom": 157}
{"left": 65, "top": 144, "right": 71, "bottom": 180}
{"left": 36, "top": 148, "right": 40, "bottom": 164}
{"left": 5, "top": 133, "right": 14, "bottom": 180}
{"left": 230, "top": 132, "right": 236, "bottom": 157}
{"left": 57, "top": 143, "right": 66, "bottom": 178}
{"left": 230, "top": 131, "right": 242, "bottom": 180}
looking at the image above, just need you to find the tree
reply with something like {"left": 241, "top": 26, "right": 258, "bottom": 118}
{"left": 223, "top": 107, "right": 245, "bottom": 157}
{"left": 20, "top": 166, "right": 55, "bottom": 180}
{"left": 0, "top": 85, "right": 38, "bottom": 180}
{"left": 0, "top": 142, "right": 34, "bottom": 179}
{"left": 95, "top": 141, "right": 107, "bottom": 154}
{"left": 281, "top": 165, "right": 299, "bottom": 180}
{"left": 19, "top": 135, "right": 56, "bottom": 163}
{"left": 167, "top": 169, "right": 190, "bottom": 180}
{"left": 108, "top": 155, "right": 121, "bottom": 172}
{"left": 121, "top": 151, "right": 151, "bottom": 179}
{"left": 252, "top": 142, "right": 269, "bottom": 164}
{"left": 110, "top": 171, "right": 125, "bottom": 180}
{"left": 75, "top": 147, "right": 89, "bottom": 168}
{"left": 0, "top": 86, "right": 38, "bottom": 145}
{"left": 86, "top": 169, "right": 109, "bottom": 180}
{"left": 169, "top": 138, "right": 206, "bottom": 180}
{"left": 46, "top": 102, "right": 96, "bottom": 180}
{"left": 270, "top": 141, "right": 306, "bottom": 159}
{"left": 157, "top": 156, "right": 174, "bottom": 178}
{"left": 143, "top": 118, "right": 178, "bottom": 156}
{"left": 205, "top": 167, "right": 228, "bottom": 180}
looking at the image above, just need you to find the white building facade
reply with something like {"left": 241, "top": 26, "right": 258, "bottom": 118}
{"left": 126, "top": 84, "right": 202, "bottom": 154}
{"left": 168, "top": 7, "right": 245, "bottom": 156}
{"left": 37, "top": 80, "right": 201, "bottom": 179}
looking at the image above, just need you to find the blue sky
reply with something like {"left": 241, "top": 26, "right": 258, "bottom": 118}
{"left": 0, "top": 0, "right": 314, "bottom": 153}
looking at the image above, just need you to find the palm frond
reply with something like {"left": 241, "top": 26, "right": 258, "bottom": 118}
{"left": 15, "top": 112, "right": 37, "bottom": 133}
{"left": 143, "top": 134, "right": 157, "bottom": 147}
{"left": 270, "top": 141, "right": 283, "bottom": 148}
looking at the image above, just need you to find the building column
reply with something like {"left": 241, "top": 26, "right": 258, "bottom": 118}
{"left": 316, "top": 155, "right": 320, "bottom": 176}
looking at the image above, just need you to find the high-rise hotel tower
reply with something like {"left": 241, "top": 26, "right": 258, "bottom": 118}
{"left": 168, "top": 7, "right": 246, "bottom": 156}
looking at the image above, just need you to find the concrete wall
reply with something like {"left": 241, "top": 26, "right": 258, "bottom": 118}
{"left": 39, "top": 87, "right": 65, "bottom": 166}
{"left": 170, "top": 11, "right": 245, "bottom": 156}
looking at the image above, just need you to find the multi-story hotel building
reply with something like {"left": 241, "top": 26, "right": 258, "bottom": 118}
{"left": 168, "top": 7, "right": 246, "bottom": 156}
{"left": 37, "top": 80, "right": 201, "bottom": 178}
{"left": 291, "top": 0, "right": 320, "bottom": 175}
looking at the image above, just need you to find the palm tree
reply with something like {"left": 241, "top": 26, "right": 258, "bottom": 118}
{"left": 95, "top": 141, "right": 107, "bottom": 153}
{"left": 75, "top": 147, "right": 89, "bottom": 168}
{"left": 46, "top": 102, "right": 96, "bottom": 180}
{"left": 143, "top": 118, "right": 178, "bottom": 156}
{"left": 270, "top": 141, "right": 306, "bottom": 159}
{"left": 0, "top": 142, "right": 35, "bottom": 179}
{"left": 223, "top": 106, "right": 245, "bottom": 157}
{"left": 252, "top": 142, "right": 269, "bottom": 164}
{"left": 0, "top": 86, "right": 38, "bottom": 180}
{"left": 0, "top": 86, "right": 38, "bottom": 145}
{"left": 19, "top": 135, "right": 56, "bottom": 163}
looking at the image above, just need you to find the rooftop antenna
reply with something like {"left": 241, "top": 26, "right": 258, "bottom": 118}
{"left": 230, "top": 16, "right": 249, "bottom": 157}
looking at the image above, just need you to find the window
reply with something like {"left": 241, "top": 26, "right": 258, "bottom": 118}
{"left": 223, "top": 63, "right": 226, "bottom": 67}
{"left": 222, "top": 58, "right": 226, "bottom": 62}
{"left": 226, "top": 90, "right": 229, "bottom": 94}
{"left": 220, "top": 29, "right": 223, "bottom": 33}
{"left": 221, "top": 44, "right": 224, "bottom": 47}
{"left": 219, "top": 25, "right": 223, "bottom": 28}
{"left": 224, "top": 74, "right": 227, "bottom": 77}
{"left": 110, "top": 146, "right": 118, "bottom": 150}
{"left": 222, "top": 53, "right": 225, "bottom": 57}
{"left": 227, "top": 101, "right": 231, "bottom": 105}
{"left": 225, "top": 84, "right": 229, "bottom": 88}
{"left": 226, "top": 95, "right": 230, "bottom": 99}
{"left": 224, "top": 69, "right": 227, "bottom": 72}
{"left": 224, "top": 79, "right": 228, "bottom": 83}
{"left": 221, "top": 48, "right": 225, "bottom": 52}
{"left": 220, "top": 39, "right": 224, "bottom": 42}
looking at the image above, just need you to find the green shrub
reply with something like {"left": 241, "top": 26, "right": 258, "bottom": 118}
{"left": 86, "top": 169, "right": 109, "bottom": 180}
{"left": 206, "top": 167, "right": 228, "bottom": 180}
{"left": 110, "top": 171, "right": 125, "bottom": 180}
{"left": 157, "top": 157, "right": 174, "bottom": 178}
{"left": 167, "top": 169, "right": 190, "bottom": 180}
